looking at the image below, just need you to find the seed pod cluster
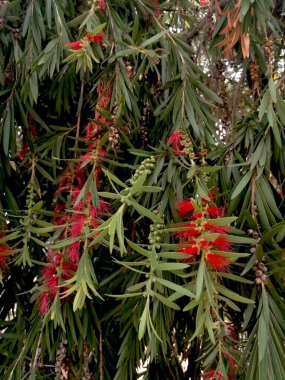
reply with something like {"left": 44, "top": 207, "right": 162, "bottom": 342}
{"left": 180, "top": 130, "right": 195, "bottom": 160}
{"left": 108, "top": 126, "right": 120, "bottom": 149}
{"left": 55, "top": 337, "right": 68, "bottom": 380}
{"left": 140, "top": 125, "right": 148, "bottom": 144}
{"left": 129, "top": 156, "right": 156, "bottom": 185}
{"left": 248, "top": 61, "right": 260, "bottom": 82}
{"left": 263, "top": 39, "right": 274, "bottom": 62}
{"left": 248, "top": 229, "right": 260, "bottom": 255}
{"left": 82, "top": 342, "right": 91, "bottom": 380}
{"left": 140, "top": 105, "right": 149, "bottom": 144}
{"left": 148, "top": 219, "right": 164, "bottom": 248}
{"left": 254, "top": 260, "right": 268, "bottom": 285}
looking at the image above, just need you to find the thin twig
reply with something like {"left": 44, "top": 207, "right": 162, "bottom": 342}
{"left": 99, "top": 330, "right": 103, "bottom": 380}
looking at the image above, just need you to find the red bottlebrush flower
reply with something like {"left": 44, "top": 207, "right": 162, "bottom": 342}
{"left": 206, "top": 206, "right": 224, "bottom": 218}
{"left": 179, "top": 246, "right": 199, "bottom": 255}
{"left": 86, "top": 32, "right": 104, "bottom": 45}
{"left": 203, "top": 369, "right": 223, "bottom": 380}
{"left": 66, "top": 241, "right": 81, "bottom": 263}
{"left": 203, "top": 223, "right": 229, "bottom": 234}
{"left": 65, "top": 41, "right": 84, "bottom": 50}
{"left": 167, "top": 131, "right": 184, "bottom": 155}
{"left": 201, "top": 197, "right": 210, "bottom": 204}
{"left": 212, "top": 237, "right": 232, "bottom": 251}
{"left": 225, "top": 322, "right": 238, "bottom": 340}
{"left": 191, "top": 212, "right": 204, "bottom": 221}
{"left": 208, "top": 188, "right": 217, "bottom": 202}
{"left": 199, "top": 239, "right": 209, "bottom": 249}
{"left": 206, "top": 253, "right": 229, "bottom": 271}
{"left": 176, "top": 223, "right": 200, "bottom": 240}
{"left": 39, "top": 291, "right": 50, "bottom": 315}
{"left": 176, "top": 227, "right": 200, "bottom": 239}
{"left": 223, "top": 350, "right": 236, "bottom": 373}
{"left": 177, "top": 200, "right": 195, "bottom": 218}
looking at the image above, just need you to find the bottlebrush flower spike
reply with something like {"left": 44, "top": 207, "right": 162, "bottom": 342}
{"left": 191, "top": 211, "right": 204, "bottom": 221}
{"left": 212, "top": 237, "right": 232, "bottom": 251}
{"left": 152, "top": 0, "right": 161, "bottom": 17}
{"left": 86, "top": 32, "right": 104, "bottom": 44}
{"left": 199, "top": 239, "right": 209, "bottom": 249}
{"left": 177, "top": 200, "right": 195, "bottom": 218}
{"left": 167, "top": 131, "right": 184, "bottom": 155}
{"left": 206, "top": 206, "right": 224, "bottom": 218}
{"left": 70, "top": 214, "right": 85, "bottom": 237}
{"left": 179, "top": 246, "right": 199, "bottom": 255}
{"left": 65, "top": 41, "right": 84, "bottom": 50}
{"left": 39, "top": 291, "right": 50, "bottom": 315}
{"left": 97, "top": 0, "right": 106, "bottom": 13}
{"left": 199, "top": 0, "right": 210, "bottom": 7}
{"left": 203, "top": 223, "right": 229, "bottom": 234}
{"left": 176, "top": 224, "right": 200, "bottom": 239}
{"left": 66, "top": 241, "right": 81, "bottom": 264}
{"left": 206, "top": 253, "right": 229, "bottom": 271}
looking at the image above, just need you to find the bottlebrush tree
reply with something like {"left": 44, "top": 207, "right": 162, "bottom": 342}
{"left": 0, "top": 1, "right": 285, "bottom": 379}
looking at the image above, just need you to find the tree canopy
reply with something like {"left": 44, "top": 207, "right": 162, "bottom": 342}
{"left": 0, "top": 1, "right": 285, "bottom": 379}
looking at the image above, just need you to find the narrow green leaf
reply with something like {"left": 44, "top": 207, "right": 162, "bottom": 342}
{"left": 231, "top": 171, "right": 252, "bottom": 199}
{"left": 155, "top": 277, "right": 195, "bottom": 298}
{"left": 138, "top": 300, "right": 148, "bottom": 340}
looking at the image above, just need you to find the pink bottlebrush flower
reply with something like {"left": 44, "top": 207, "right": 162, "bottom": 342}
{"left": 52, "top": 205, "right": 68, "bottom": 227}
{"left": 86, "top": 32, "right": 104, "bottom": 45}
{"left": 65, "top": 41, "right": 84, "bottom": 50}
{"left": 177, "top": 200, "right": 195, "bottom": 218}
{"left": 39, "top": 291, "right": 50, "bottom": 315}
{"left": 203, "top": 223, "right": 229, "bottom": 234}
{"left": 43, "top": 266, "right": 59, "bottom": 296}
{"left": 206, "top": 253, "right": 229, "bottom": 271}
{"left": 0, "top": 244, "right": 16, "bottom": 256}
{"left": 70, "top": 214, "right": 85, "bottom": 237}
{"left": 199, "top": 0, "right": 210, "bottom": 7}
{"left": 206, "top": 206, "right": 224, "bottom": 218}
{"left": 97, "top": 81, "right": 112, "bottom": 99}
{"left": 43, "top": 266, "right": 56, "bottom": 280}
{"left": 152, "top": 0, "right": 161, "bottom": 17}
{"left": 58, "top": 166, "right": 86, "bottom": 193}
{"left": 203, "top": 369, "right": 223, "bottom": 380}
{"left": 66, "top": 241, "right": 81, "bottom": 263}
{"left": 167, "top": 131, "right": 184, "bottom": 155}
{"left": 61, "top": 261, "right": 78, "bottom": 280}
{"left": 97, "top": 0, "right": 107, "bottom": 13}
{"left": 49, "top": 251, "right": 62, "bottom": 265}
{"left": 179, "top": 246, "right": 199, "bottom": 255}
{"left": 212, "top": 237, "right": 232, "bottom": 252}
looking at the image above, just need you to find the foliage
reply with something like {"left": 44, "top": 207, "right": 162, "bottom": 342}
{"left": 0, "top": 0, "right": 285, "bottom": 379}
